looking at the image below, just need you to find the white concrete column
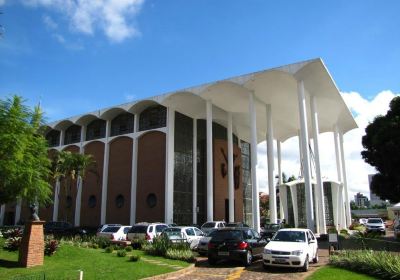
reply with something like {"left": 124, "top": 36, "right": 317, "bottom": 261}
{"left": 339, "top": 131, "right": 351, "bottom": 228}
{"left": 333, "top": 126, "right": 343, "bottom": 229}
{"left": 249, "top": 92, "right": 260, "bottom": 233}
{"left": 60, "top": 129, "right": 65, "bottom": 146}
{"left": 298, "top": 131, "right": 303, "bottom": 177}
{"left": 15, "top": 198, "right": 22, "bottom": 225}
{"left": 277, "top": 141, "right": 284, "bottom": 220}
{"left": 331, "top": 183, "right": 340, "bottom": 229}
{"left": 266, "top": 104, "right": 277, "bottom": 224}
{"left": 297, "top": 80, "right": 315, "bottom": 231}
{"left": 279, "top": 186, "right": 288, "bottom": 222}
{"left": 53, "top": 179, "right": 60, "bottom": 221}
{"left": 310, "top": 96, "right": 327, "bottom": 234}
{"left": 193, "top": 119, "right": 198, "bottom": 225}
{"left": 165, "top": 107, "right": 175, "bottom": 224}
{"left": 227, "top": 112, "right": 235, "bottom": 223}
{"left": 130, "top": 114, "right": 139, "bottom": 225}
{"left": 74, "top": 126, "right": 86, "bottom": 227}
{"left": 0, "top": 204, "right": 5, "bottom": 226}
{"left": 290, "top": 185, "right": 299, "bottom": 227}
{"left": 100, "top": 120, "right": 111, "bottom": 224}
{"left": 206, "top": 100, "right": 214, "bottom": 221}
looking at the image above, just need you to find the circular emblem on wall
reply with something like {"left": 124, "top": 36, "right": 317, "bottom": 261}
{"left": 146, "top": 193, "right": 157, "bottom": 208}
{"left": 88, "top": 195, "right": 96, "bottom": 208}
{"left": 115, "top": 194, "right": 124, "bottom": 208}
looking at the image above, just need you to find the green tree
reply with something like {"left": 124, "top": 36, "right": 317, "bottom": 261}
{"left": 51, "top": 150, "right": 96, "bottom": 223}
{"left": 361, "top": 96, "right": 400, "bottom": 203}
{"left": 0, "top": 95, "right": 52, "bottom": 205}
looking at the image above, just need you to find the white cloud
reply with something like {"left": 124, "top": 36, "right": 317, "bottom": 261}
{"left": 21, "top": 0, "right": 145, "bottom": 42}
{"left": 257, "top": 90, "right": 399, "bottom": 201}
{"left": 42, "top": 14, "right": 58, "bottom": 30}
{"left": 0, "top": 0, "right": 6, "bottom": 6}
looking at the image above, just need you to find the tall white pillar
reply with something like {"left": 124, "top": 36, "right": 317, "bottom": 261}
{"left": 15, "top": 198, "right": 22, "bottom": 225}
{"left": 266, "top": 104, "right": 277, "bottom": 224}
{"left": 130, "top": 139, "right": 138, "bottom": 225}
{"left": 333, "top": 126, "right": 343, "bottom": 229}
{"left": 297, "top": 80, "right": 315, "bottom": 231}
{"left": 310, "top": 96, "right": 327, "bottom": 234}
{"left": 0, "top": 204, "right": 5, "bottom": 226}
{"left": 206, "top": 100, "right": 214, "bottom": 221}
{"left": 100, "top": 120, "right": 111, "bottom": 224}
{"left": 277, "top": 141, "right": 284, "bottom": 220}
{"left": 193, "top": 119, "right": 198, "bottom": 225}
{"left": 290, "top": 186, "right": 299, "bottom": 227}
{"left": 298, "top": 131, "right": 303, "bottom": 177}
{"left": 339, "top": 131, "right": 352, "bottom": 228}
{"left": 249, "top": 92, "right": 260, "bottom": 232}
{"left": 53, "top": 179, "right": 60, "bottom": 221}
{"left": 60, "top": 129, "right": 65, "bottom": 146}
{"left": 165, "top": 107, "right": 175, "bottom": 224}
{"left": 74, "top": 126, "right": 86, "bottom": 227}
{"left": 227, "top": 112, "right": 235, "bottom": 222}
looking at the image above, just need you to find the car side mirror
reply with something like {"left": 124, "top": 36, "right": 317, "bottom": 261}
{"left": 267, "top": 238, "right": 271, "bottom": 242}
{"left": 309, "top": 239, "right": 316, "bottom": 244}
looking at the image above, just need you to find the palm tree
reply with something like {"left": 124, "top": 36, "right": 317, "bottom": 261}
{"left": 51, "top": 151, "right": 96, "bottom": 223}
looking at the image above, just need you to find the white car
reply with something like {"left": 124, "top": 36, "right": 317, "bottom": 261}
{"left": 127, "top": 222, "right": 169, "bottom": 243}
{"left": 161, "top": 226, "right": 204, "bottom": 249}
{"left": 359, "top": 218, "right": 368, "bottom": 225}
{"left": 366, "top": 218, "right": 385, "bottom": 234}
{"left": 262, "top": 228, "right": 318, "bottom": 272}
{"left": 96, "top": 225, "right": 131, "bottom": 241}
{"left": 201, "top": 221, "right": 226, "bottom": 235}
{"left": 97, "top": 224, "right": 122, "bottom": 233}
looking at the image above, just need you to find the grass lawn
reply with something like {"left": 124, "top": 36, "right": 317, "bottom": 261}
{"left": 307, "top": 266, "right": 377, "bottom": 280}
{"left": 0, "top": 239, "right": 190, "bottom": 279}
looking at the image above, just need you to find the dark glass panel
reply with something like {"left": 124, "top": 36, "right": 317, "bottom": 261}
{"left": 139, "top": 105, "right": 166, "bottom": 131}
{"left": 323, "top": 182, "right": 334, "bottom": 226}
{"left": 111, "top": 113, "right": 134, "bottom": 136}
{"left": 46, "top": 130, "right": 60, "bottom": 147}
{"left": 64, "top": 125, "right": 81, "bottom": 145}
{"left": 86, "top": 119, "right": 106, "bottom": 141}
{"left": 286, "top": 186, "right": 295, "bottom": 227}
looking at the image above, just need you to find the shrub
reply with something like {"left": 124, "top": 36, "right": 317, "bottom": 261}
{"left": 125, "top": 245, "right": 133, "bottom": 252}
{"left": 117, "top": 249, "right": 127, "bottom": 257}
{"left": 330, "top": 250, "right": 400, "bottom": 279}
{"left": 165, "top": 248, "right": 195, "bottom": 263}
{"left": 3, "top": 237, "right": 21, "bottom": 251}
{"left": 2, "top": 228, "right": 23, "bottom": 239}
{"left": 130, "top": 255, "right": 141, "bottom": 262}
{"left": 105, "top": 246, "right": 114, "bottom": 253}
{"left": 44, "top": 239, "right": 59, "bottom": 256}
{"left": 91, "top": 243, "right": 99, "bottom": 249}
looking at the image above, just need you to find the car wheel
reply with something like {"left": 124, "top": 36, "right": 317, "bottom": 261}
{"left": 208, "top": 257, "right": 217, "bottom": 265}
{"left": 313, "top": 250, "right": 319, "bottom": 263}
{"left": 302, "top": 255, "right": 309, "bottom": 272}
{"left": 243, "top": 250, "right": 253, "bottom": 267}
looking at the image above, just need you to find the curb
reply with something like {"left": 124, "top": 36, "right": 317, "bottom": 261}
{"left": 141, "top": 263, "right": 195, "bottom": 280}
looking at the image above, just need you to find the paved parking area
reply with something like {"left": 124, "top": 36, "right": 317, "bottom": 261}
{"left": 161, "top": 248, "right": 329, "bottom": 280}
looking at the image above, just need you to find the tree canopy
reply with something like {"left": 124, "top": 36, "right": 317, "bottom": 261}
{"left": 0, "top": 95, "right": 52, "bottom": 205}
{"left": 361, "top": 96, "right": 400, "bottom": 203}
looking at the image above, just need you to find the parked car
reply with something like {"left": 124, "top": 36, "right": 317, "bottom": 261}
{"left": 262, "top": 228, "right": 318, "bottom": 272}
{"left": 97, "top": 224, "right": 121, "bottom": 233}
{"left": 44, "top": 221, "right": 86, "bottom": 235}
{"left": 225, "top": 222, "right": 250, "bottom": 228}
{"left": 197, "top": 229, "right": 218, "bottom": 256}
{"left": 201, "top": 221, "right": 226, "bottom": 235}
{"left": 127, "top": 222, "right": 168, "bottom": 244}
{"left": 366, "top": 218, "right": 385, "bottom": 234}
{"left": 97, "top": 225, "right": 131, "bottom": 241}
{"left": 161, "top": 226, "right": 204, "bottom": 249}
{"left": 358, "top": 218, "right": 368, "bottom": 225}
{"left": 261, "top": 223, "right": 284, "bottom": 239}
{"left": 208, "top": 227, "right": 267, "bottom": 266}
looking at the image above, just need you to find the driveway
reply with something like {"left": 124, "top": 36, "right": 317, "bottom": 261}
{"left": 161, "top": 248, "right": 329, "bottom": 280}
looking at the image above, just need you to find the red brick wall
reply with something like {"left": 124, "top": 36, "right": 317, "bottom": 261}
{"left": 81, "top": 141, "right": 104, "bottom": 227}
{"left": 106, "top": 137, "right": 132, "bottom": 225}
{"left": 136, "top": 131, "right": 166, "bottom": 223}
{"left": 19, "top": 221, "right": 44, "bottom": 267}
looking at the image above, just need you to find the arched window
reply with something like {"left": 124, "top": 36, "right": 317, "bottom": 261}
{"left": 46, "top": 130, "right": 60, "bottom": 147}
{"left": 139, "top": 105, "right": 166, "bottom": 131}
{"left": 111, "top": 113, "right": 134, "bottom": 136}
{"left": 64, "top": 125, "right": 81, "bottom": 145}
{"left": 86, "top": 119, "right": 106, "bottom": 141}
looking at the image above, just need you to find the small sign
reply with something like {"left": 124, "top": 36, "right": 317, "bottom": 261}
{"left": 328, "top": 233, "right": 338, "bottom": 243}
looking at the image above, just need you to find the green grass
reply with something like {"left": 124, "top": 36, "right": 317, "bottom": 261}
{"left": 307, "top": 266, "right": 377, "bottom": 280}
{"left": 0, "top": 240, "right": 189, "bottom": 280}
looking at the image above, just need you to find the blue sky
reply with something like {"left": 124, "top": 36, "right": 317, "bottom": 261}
{"left": 1, "top": 0, "right": 399, "bottom": 122}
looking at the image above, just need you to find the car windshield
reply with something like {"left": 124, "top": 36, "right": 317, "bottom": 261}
{"left": 206, "top": 230, "right": 218, "bottom": 237}
{"left": 129, "top": 225, "right": 147, "bottom": 233}
{"left": 102, "top": 226, "right": 120, "bottom": 233}
{"left": 163, "top": 228, "right": 183, "bottom": 237}
{"left": 212, "top": 230, "right": 242, "bottom": 241}
{"left": 264, "top": 224, "right": 280, "bottom": 230}
{"left": 368, "top": 219, "right": 382, "bottom": 224}
{"left": 272, "top": 231, "right": 306, "bottom": 242}
{"left": 202, "top": 222, "right": 216, "bottom": 228}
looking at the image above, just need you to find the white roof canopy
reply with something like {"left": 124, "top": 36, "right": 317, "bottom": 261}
{"left": 48, "top": 58, "right": 357, "bottom": 143}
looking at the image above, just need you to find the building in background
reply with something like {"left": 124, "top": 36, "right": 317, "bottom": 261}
{"left": 354, "top": 192, "right": 369, "bottom": 208}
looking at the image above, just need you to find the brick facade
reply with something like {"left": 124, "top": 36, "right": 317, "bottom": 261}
{"left": 19, "top": 221, "right": 45, "bottom": 267}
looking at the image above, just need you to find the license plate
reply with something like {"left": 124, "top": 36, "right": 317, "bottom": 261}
{"left": 218, "top": 251, "right": 229, "bottom": 256}
{"left": 274, "top": 258, "right": 286, "bottom": 263}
